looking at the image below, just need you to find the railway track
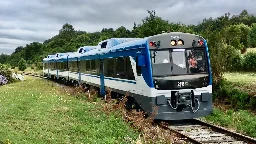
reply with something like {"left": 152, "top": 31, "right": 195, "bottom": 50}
{"left": 24, "top": 73, "right": 256, "bottom": 144}
{"left": 160, "top": 119, "right": 256, "bottom": 144}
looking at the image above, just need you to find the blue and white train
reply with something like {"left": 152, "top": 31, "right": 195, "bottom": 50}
{"left": 43, "top": 32, "right": 213, "bottom": 120}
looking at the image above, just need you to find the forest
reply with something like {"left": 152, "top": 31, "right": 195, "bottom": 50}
{"left": 1, "top": 9, "right": 256, "bottom": 86}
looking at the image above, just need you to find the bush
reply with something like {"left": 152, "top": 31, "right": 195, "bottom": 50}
{"left": 226, "top": 49, "right": 244, "bottom": 71}
{"left": 214, "top": 79, "right": 256, "bottom": 111}
{"left": 208, "top": 37, "right": 237, "bottom": 85}
{"left": 226, "top": 51, "right": 256, "bottom": 72}
{"left": 18, "top": 58, "right": 27, "bottom": 71}
{"left": 36, "top": 62, "right": 43, "bottom": 70}
{"left": 0, "top": 64, "right": 15, "bottom": 83}
{"left": 242, "top": 52, "right": 256, "bottom": 71}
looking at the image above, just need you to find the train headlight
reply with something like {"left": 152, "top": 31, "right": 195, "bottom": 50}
{"left": 177, "top": 39, "right": 184, "bottom": 45}
{"left": 170, "top": 40, "right": 176, "bottom": 46}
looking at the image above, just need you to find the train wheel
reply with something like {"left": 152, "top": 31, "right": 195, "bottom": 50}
{"left": 73, "top": 81, "right": 79, "bottom": 87}
{"left": 62, "top": 78, "right": 66, "bottom": 85}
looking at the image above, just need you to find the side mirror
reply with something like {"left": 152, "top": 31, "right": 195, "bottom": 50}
{"left": 137, "top": 55, "right": 146, "bottom": 67}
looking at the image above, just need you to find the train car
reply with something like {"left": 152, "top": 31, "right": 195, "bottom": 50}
{"left": 43, "top": 52, "right": 76, "bottom": 81}
{"left": 43, "top": 54, "right": 57, "bottom": 78}
{"left": 43, "top": 32, "right": 212, "bottom": 120}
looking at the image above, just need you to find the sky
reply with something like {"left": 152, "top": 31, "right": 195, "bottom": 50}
{"left": 0, "top": 0, "right": 255, "bottom": 55}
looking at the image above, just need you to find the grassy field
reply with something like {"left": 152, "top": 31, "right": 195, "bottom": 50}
{"left": 0, "top": 76, "right": 139, "bottom": 144}
{"left": 224, "top": 72, "right": 256, "bottom": 85}
{"left": 246, "top": 48, "right": 256, "bottom": 53}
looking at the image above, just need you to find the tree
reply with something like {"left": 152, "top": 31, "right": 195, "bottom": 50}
{"left": 18, "top": 58, "right": 27, "bottom": 71}
{"left": 0, "top": 53, "right": 10, "bottom": 64}
{"left": 135, "top": 10, "right": 170, "bottom": 37}
{"left": 13, "top": 46, "right": 24, "bottom": 54}
{"left": 59, "top": 23, "right": 75, "bottom": 34}
{"left": 114, "top": 26, "right": 131, "bottom": 38}
{"left": 249, "top": 23, "right": 256, "bottom": 47}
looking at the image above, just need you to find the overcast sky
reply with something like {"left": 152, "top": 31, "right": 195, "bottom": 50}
{"left": 0, "top": 0, "right": 255, "bottom": 55}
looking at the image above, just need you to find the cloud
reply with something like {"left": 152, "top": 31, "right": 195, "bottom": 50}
{"left": 0, "top": 0, "right": 255, "bottom": 54}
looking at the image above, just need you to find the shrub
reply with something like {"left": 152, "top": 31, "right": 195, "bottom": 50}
{"left": 208, "top": 38, "right": 237, "bottom": 85}
{"left": 36, "top": 62, "right": 43, "bottom": 70}
{"left": 0, "top": 63, "right": 15, "bottom": 83}
{"left": 18, "top": 58, "right": 27, "bottom": 71}
{"left": 242, "top": 52, "right": 256, "bottom": 71}
{"left": 226, "top": 49, "right": 244, "bottom": 71}
{"left": 214, "top": 79, "right": 256, "bottom": 111}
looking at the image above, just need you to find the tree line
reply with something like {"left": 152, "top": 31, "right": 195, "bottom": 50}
{"left": 1, "top": 9, "right": 256, "bottom": 85}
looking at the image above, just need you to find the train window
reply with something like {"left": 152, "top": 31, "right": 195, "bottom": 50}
{"left": 101, "top": 41, "right": 108, "bottom": 48}
{"left": 60, "top": 62, "right": 62, "bottom": 70}
{"left": 136, "top": 56, "right": 142, "bottom": 76}
{"left": 62, "top": 62, "right": 64, "bottom": 70}
{"left": 56, "top": 62, "right": 61, "bottom": 70}
{"left": 80, "top": 60, "right": 86, "bottom": 73}
{"left": 49, "top": 62, "right": 52, "bottom": 70}
{"left": 69, "top": 61, "right": 72, "bottom": 71}
{"left": 95, "top": 59, "right": 100, "bottom": 75}
{"left": 64, "top": 61, "right": 67, "bottom": 70}
{"left": 77, "top": 61, "right": 80, "bottom": 71}
{"left": 116, "top": 57, "right": 125, "bottom": 79}
{"left": 69, "top": 61, "right": 73, "bottom": 72}
{"left": 74, "top": 61, "right": 78, "bottom": 72}
{"left": 70, "top": 61, "right": 77, "bottom": 72}
{"left": 86, "top": 60, "right": 91, "bottom": 73}
{"left": 125, "top": 57, "right": 135, "bottom": 80}
{"left": 91, "top": 60, "right": 96, "bottom": 74}
{"left": 57, "top": 62, "right": 59, "bottom": 70}
{"left": 104, "top": 58, "right": 115, "bottom": 77}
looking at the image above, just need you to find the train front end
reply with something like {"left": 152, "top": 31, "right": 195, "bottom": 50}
{"left": 147, "top": 32, "right": 212, "bottom": 120}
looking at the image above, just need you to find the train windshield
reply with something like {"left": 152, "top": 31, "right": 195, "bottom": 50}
{"left": 150, "top": 48, "right": 208, "bottom": 77}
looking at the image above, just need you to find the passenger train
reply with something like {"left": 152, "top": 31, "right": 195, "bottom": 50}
{"left": 43, "top": 32, "right": 213, "bottom": 120}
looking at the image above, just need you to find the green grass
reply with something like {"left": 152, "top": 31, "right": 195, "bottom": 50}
{"left": 0, "top": 76, "right": 138, "bottom": 144}
{"left": 202, "top": 108, "right": 256, "bottom": 138}
{"left": 246, "top": 48, "right": 256, "bottom": 53}
{"left": 224, "top": 72, "right": 256, "bottom": 85}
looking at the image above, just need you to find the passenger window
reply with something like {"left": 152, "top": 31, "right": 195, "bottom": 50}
{"left": 86, "top": 60, "right": 90, "bottom": 73}
{"left": 95, "top": 59, "right": 100, "bottom": 75}
{"left": 136, "top": 56, "right": 142, "bottom": 76}
{"left": 91, "top": 60, "right": 96, "bottom": 74}
{"left": 116, "top": 57, "right": 125, "bottom": 79}
{"left": 80, "top": 60, "right": 86, "bottom": 73}
{"left": 104, "top": 58, "right": 115, "bottom": 77}
{"left": 125, "top": 57, "right": 135, "bottom": 80}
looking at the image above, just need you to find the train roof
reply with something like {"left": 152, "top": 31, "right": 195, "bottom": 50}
{"left": 77, "top": 46, "right": 98, "bottom": 54}
{"left": 43, "top": 52, "right": 77, "bottom": 62}
{"left": 77, "top": 38, "right": 146, "bottom": 58}
{"left": 43, "top": 32, "right": 206, "bottom": 61}
{"left": 97, "top": 38, "right": 142, "bottom": 48}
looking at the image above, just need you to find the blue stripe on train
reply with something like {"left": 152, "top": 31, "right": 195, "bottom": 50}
{"left": 80, "top": 73, "right": 136, "bottom": 84}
